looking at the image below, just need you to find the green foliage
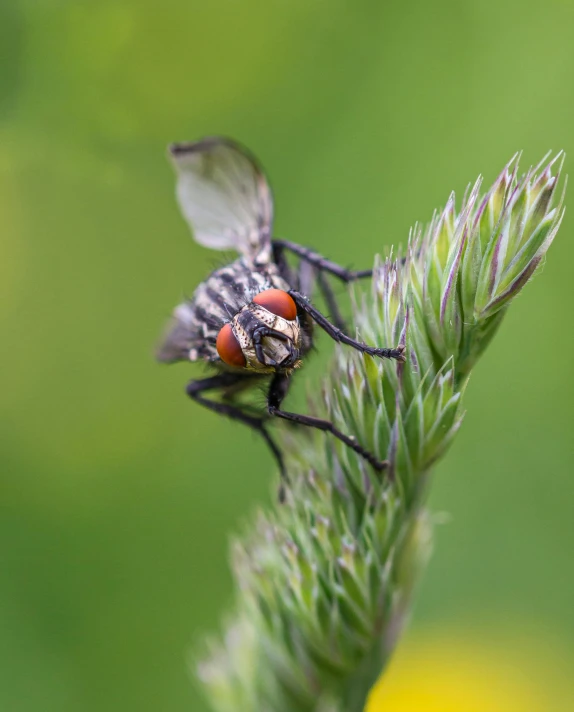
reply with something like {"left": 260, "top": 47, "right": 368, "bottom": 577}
{"left": 197, "top": 154, "right": 565, "bottom": 712}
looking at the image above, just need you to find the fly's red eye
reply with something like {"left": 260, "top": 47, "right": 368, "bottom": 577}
{"left": 216, "top": 323, "right": 246, "bottom": 367}
{"left": 253, "top": 289, "right": 297, "bottom": 320}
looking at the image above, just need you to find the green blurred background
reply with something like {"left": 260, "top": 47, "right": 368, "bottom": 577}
{"left": 1, "top": 1, "right": 573, "bottom": 710}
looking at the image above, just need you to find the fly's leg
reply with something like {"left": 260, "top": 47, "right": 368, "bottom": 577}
{"left": 186, "top": 372, "right": 290, "bottom": 501}
{"left": 272, "top": 240, "right": 297, "bottom": 287}
{"left": 252, "top": 326, "right": 292, "bottom": 367}
{"left": 267, "top": 373, "right": 388, "bottom": 472}
{"left": 273, "top": 239, "right": 373, "bottom": 282}
{"left": 273, "top": 240, "right": 356, "bottom": 331}
{"left": 273, "top": 238, "right": 412, "bottom": 286}
{"left": 273, "top": 239, "right": 373, "bottom": 332}
{"left": 315, "top": 270, "right": 348, "bottom": 332}
{"left": 288, "top": 290, "right": 406, "bottom": 361}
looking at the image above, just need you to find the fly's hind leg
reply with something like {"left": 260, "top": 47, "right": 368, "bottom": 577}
{"left": 186, "top": 372, "right": 290, "bottom": 501}
{"left": 267, "top": 372, "right": 388, "bottom": 472}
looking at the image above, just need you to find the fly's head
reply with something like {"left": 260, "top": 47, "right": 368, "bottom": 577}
{"left": 216, "top": 289, "right": 302, "bottom": 373}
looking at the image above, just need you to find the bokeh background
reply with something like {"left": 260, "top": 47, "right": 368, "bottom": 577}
{"left": 2, "top": 1, "right": 573, "bottom": 710}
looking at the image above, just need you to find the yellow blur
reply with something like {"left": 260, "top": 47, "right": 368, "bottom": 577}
{"left": 367, "top": 631, "right": 571, "bottom": 712}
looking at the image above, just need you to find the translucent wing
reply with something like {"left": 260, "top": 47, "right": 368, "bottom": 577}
{"left": 156, "top": 301, "right": 218, "bottom": 363}
{"left": 169, "top": 137, "right": 274, "bottom": 262}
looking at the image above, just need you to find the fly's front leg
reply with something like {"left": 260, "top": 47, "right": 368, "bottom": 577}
{"left": 267, "top": 373, "right": 388, "bottom": 472}
{"left": 186, "top": 372, "right": 290, "bottom": 501}
{"left": 273, "top": 239, "right": 373, "bottom": 282}
{"left": 274, "top": 240, "right": 356, "bottom": 332}
{"left": 289, "top": 290, "right": 406, "bottom": 361}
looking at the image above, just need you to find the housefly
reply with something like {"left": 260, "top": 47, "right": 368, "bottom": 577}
{"left": 157, "top": 137, "right": 405, "bottom": 500}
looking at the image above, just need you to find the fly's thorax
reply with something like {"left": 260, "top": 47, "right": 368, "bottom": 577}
{"left": 232, "top": 303, "right": 302, "bottom": 372}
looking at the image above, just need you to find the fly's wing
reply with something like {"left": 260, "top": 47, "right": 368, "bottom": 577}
{"left": 156, "top": 301, "right": 219, "bottom": 364}
{"left": 169, "top": 137, "right": 274, "bottom": 263}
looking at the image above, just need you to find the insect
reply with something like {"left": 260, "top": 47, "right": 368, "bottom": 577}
{"left": 157, "top": 137, "right": 405, "bottom": 500}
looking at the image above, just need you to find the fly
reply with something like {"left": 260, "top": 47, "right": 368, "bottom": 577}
{"left": 157, "top": 137, "right": 405, "bottom": 500}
